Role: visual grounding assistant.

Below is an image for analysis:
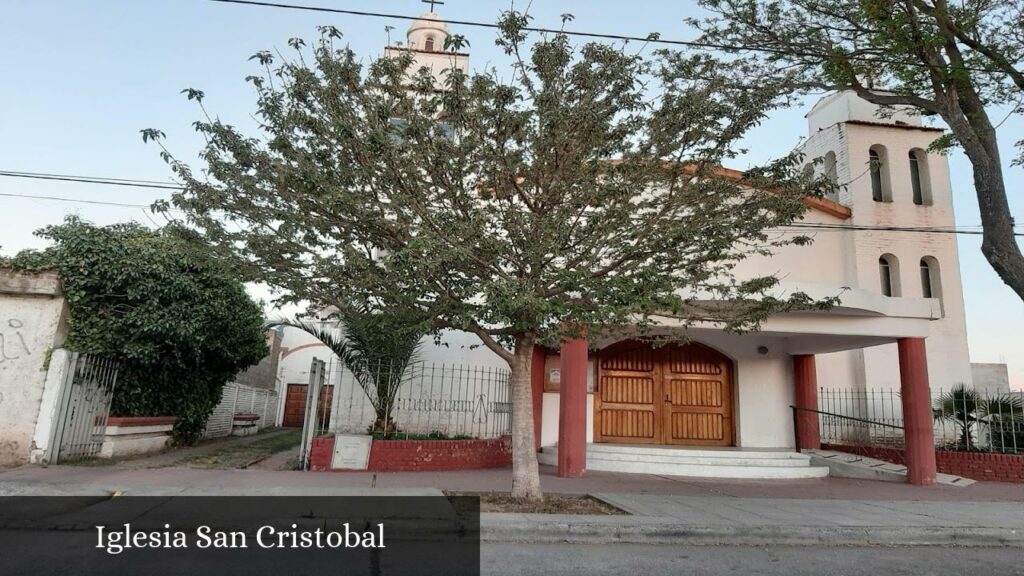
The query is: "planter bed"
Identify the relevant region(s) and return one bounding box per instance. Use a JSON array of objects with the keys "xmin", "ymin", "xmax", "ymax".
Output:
[{"xmin": 100, "ymin": 416, "xmax": 176, "ymax": 458}]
